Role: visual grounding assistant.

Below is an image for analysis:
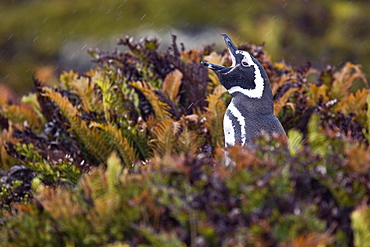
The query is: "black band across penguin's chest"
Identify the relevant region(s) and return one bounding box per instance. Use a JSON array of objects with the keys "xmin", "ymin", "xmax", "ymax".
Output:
[{"xmin": 223, "ymin": 101, "xmax": 285, "ymax": 146}]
